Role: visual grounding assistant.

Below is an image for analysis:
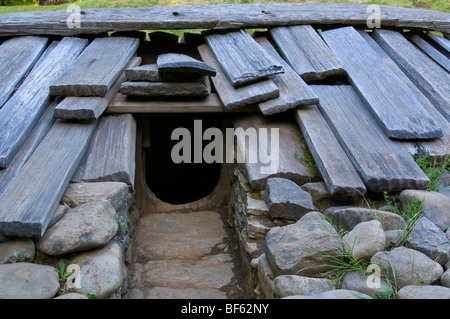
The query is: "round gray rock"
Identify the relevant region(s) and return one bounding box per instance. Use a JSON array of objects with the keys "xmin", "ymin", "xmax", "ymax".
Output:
[
  {"xmin": 0, "ymin": 263, "xmax": 59, "ymax": 299},
  {"xmin": 343, "ymin": 220, "xmax": 385, "ymax": 259},
  {"xmin": 273, "ymin": 275, "xmax": 335, "ymax": 298},
  {"xmin": 54, "ymin": 292, "xmax": 89, "ymax": 299},
  {"xmin": 341, "ymin": 271, "xmax": 391, "ymax": 296},
  {"xmin": 317, "ymin": 289, "xmax": 372, "ymax": 299},
  {"xmin": 398, "ymin": 285, "xmax": 450, "ymax": 299},
  {"xmin": 36, "ymin": 200, "xmax": 118, "ymax": 256},
  {"xmin": 441, "ymin": 269, "xmax": 450, "ymax": 288},
  {"xmin": 0, "ymin": 238, "xmax": 35, "ymax": 264}
]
